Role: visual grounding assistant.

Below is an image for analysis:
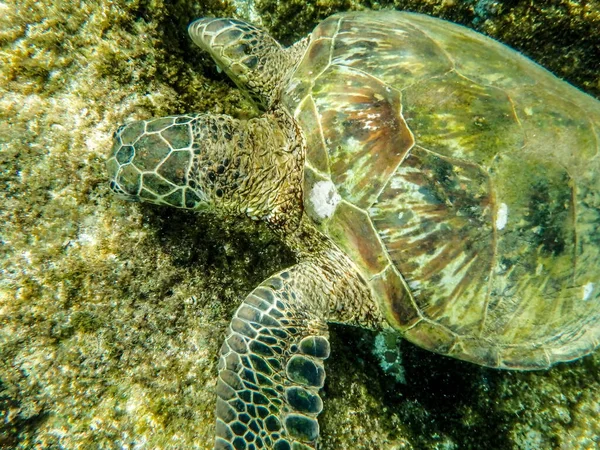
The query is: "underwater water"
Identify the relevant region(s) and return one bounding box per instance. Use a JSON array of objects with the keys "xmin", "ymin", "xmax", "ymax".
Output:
[{"xmin": 1, "ymin": 1, "xmax": 600, "ymax": 449}]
